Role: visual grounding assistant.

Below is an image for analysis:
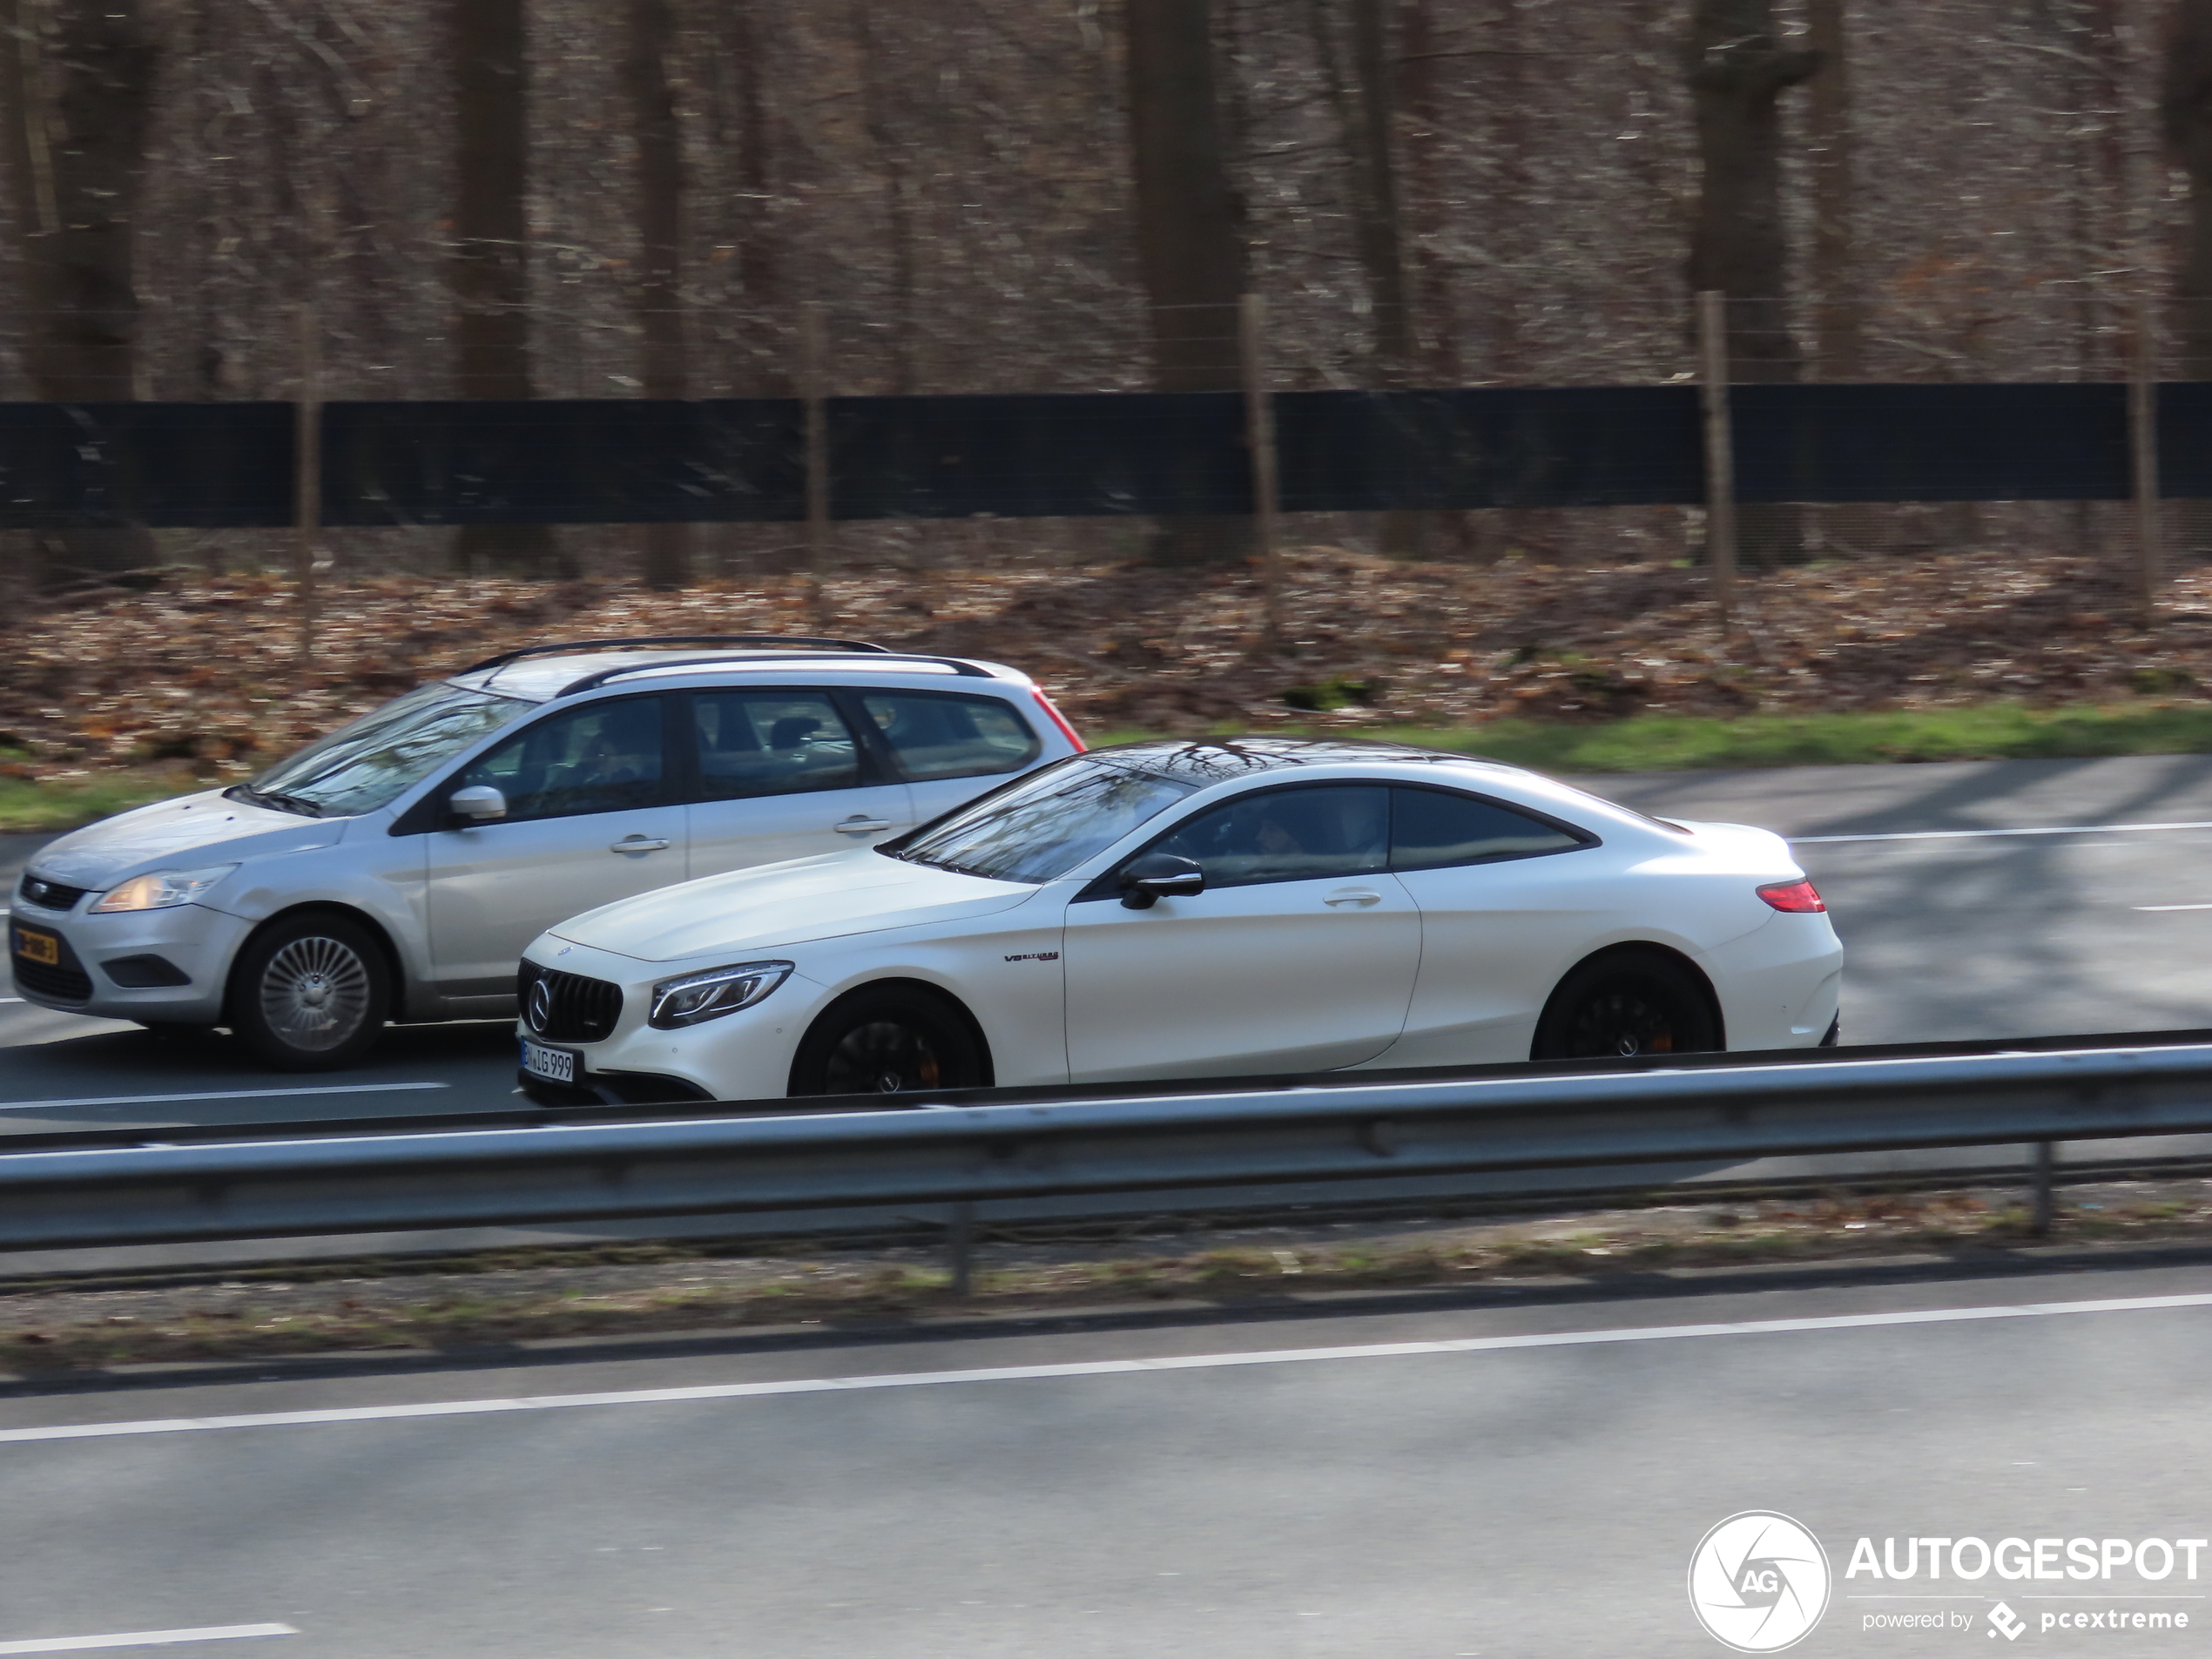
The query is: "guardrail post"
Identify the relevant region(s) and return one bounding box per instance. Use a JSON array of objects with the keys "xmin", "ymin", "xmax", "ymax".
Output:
[
  {"xmin": 947, "ymin": 1199, "xmax": 976, "ymax": 1296},
  {"xmin": 2030, "ymin": 1140, "xmax": 2055, "ymax": 1237}
]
